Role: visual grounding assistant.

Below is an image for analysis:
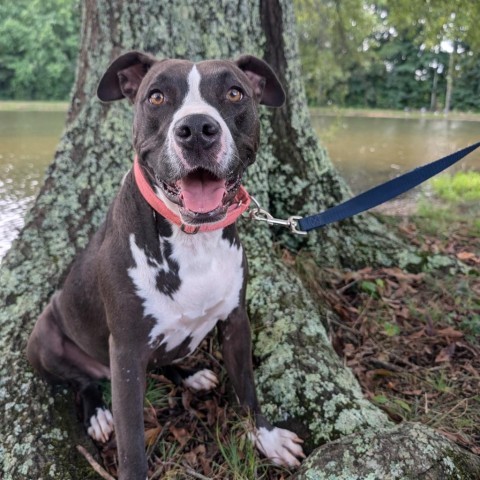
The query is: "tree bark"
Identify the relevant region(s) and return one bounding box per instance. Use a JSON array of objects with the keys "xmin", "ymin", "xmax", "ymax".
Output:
[
  {"xmin": 0, "ymin": 1, "xmax": 475, "ymax": 479},
  {"xmin": 292, "ymin": 423, "xmax": 480, "ymax": 480},
  {"xmin": 444, "ymin": 46, "xmax": 456, "ymax": 115}
]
